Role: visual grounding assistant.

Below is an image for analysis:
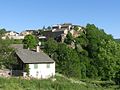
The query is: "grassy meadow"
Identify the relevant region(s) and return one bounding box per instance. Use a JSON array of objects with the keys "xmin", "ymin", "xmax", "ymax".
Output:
[{"xmin": 0, "ymin": 75, "xmax": 118, "ymax": 90}]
